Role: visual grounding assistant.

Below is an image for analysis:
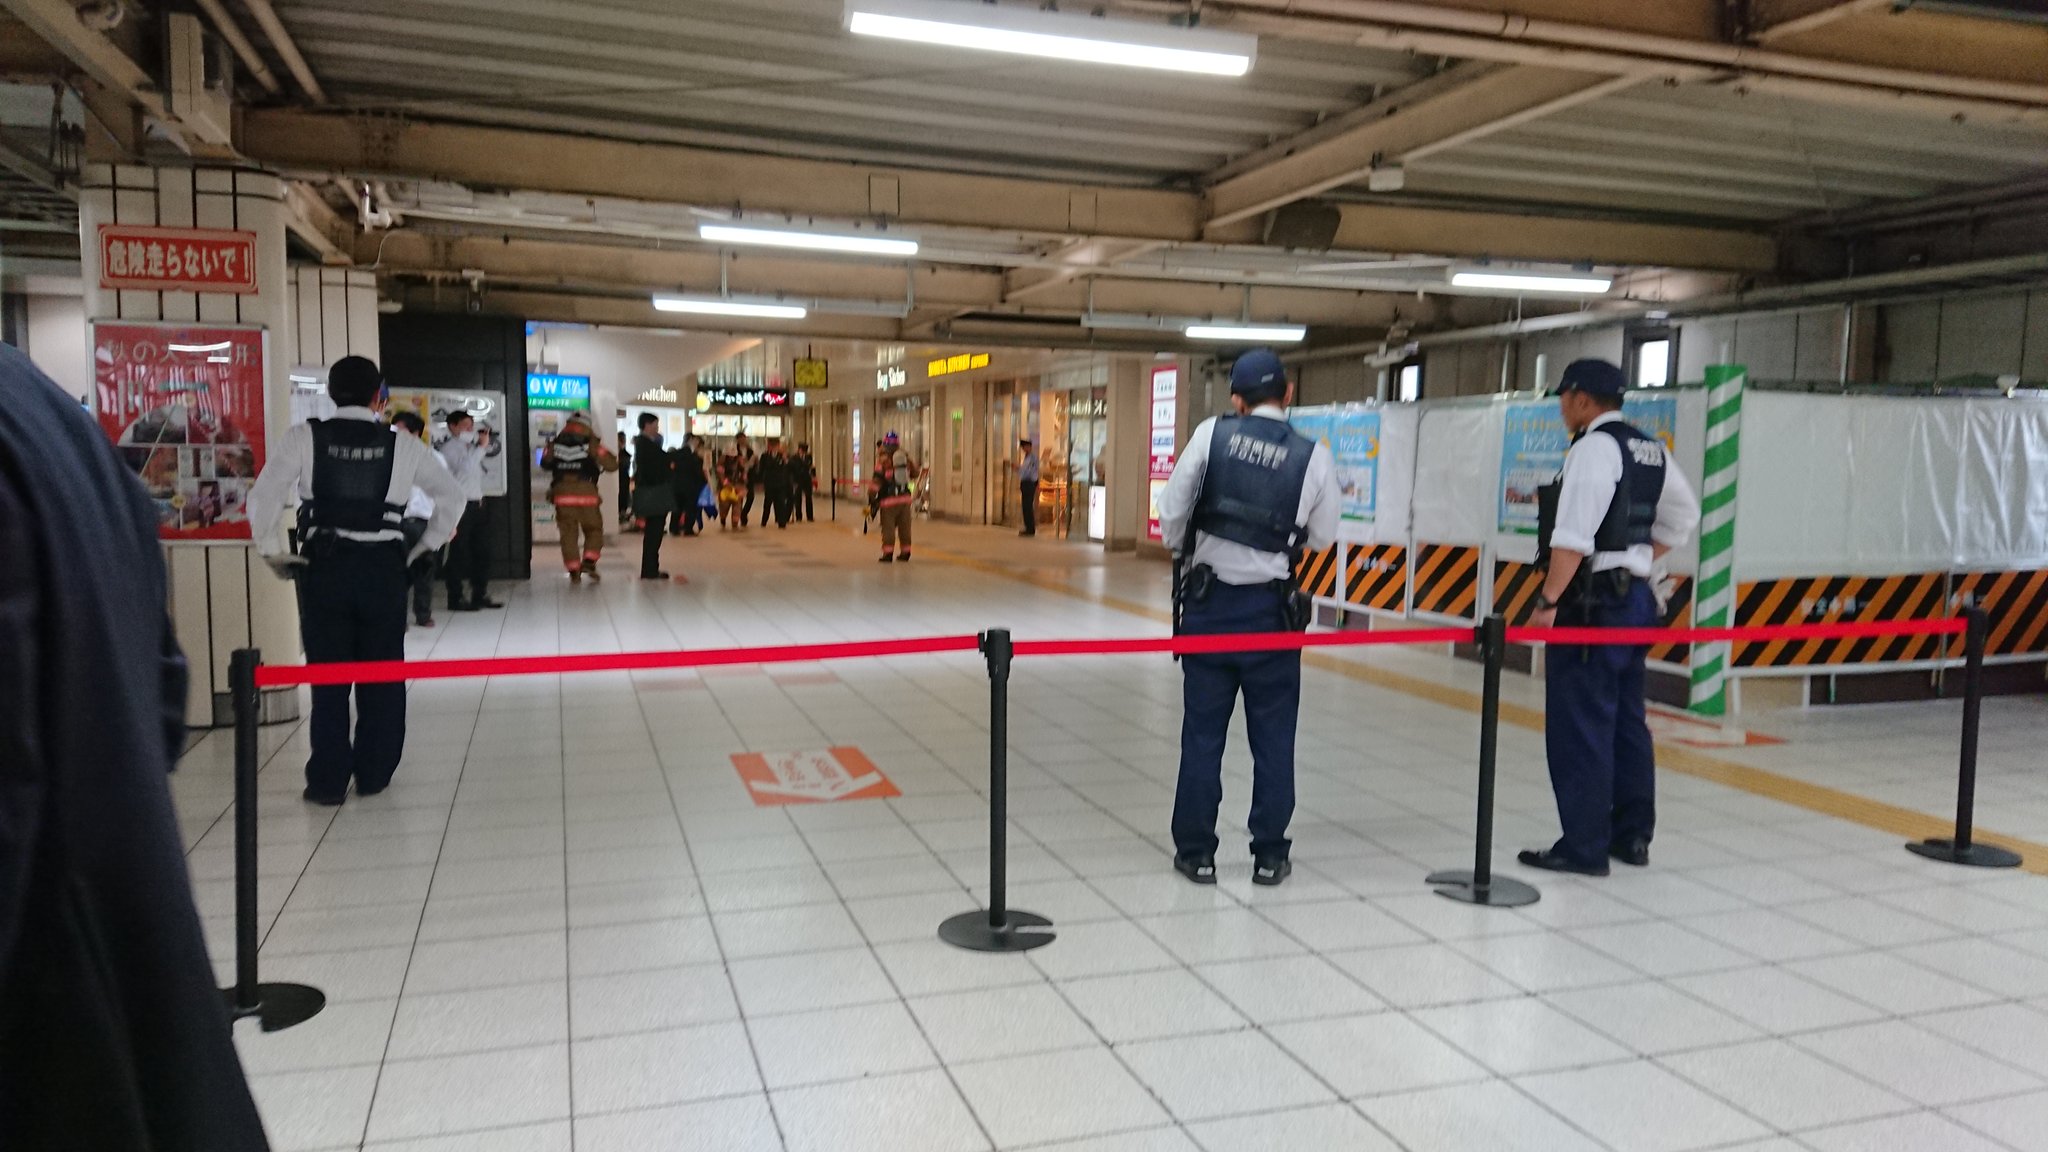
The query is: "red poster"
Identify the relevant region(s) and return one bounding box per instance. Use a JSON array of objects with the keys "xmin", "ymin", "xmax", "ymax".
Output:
[
  {"xmin": 98, "ymin": 224, "xmax": 260, "ymax": 293},
  {"xmin": 94, "ymin": 322, "xmax": 267, "ymax": 541}
]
